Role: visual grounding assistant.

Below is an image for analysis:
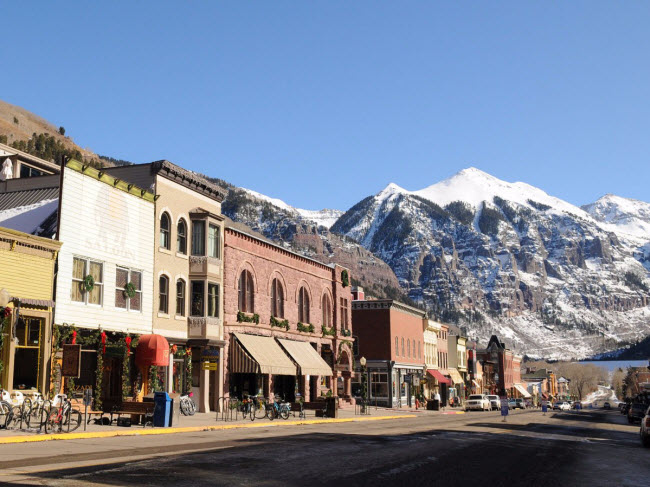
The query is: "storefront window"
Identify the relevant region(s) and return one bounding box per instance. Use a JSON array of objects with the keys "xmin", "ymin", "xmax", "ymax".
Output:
[{"xmin": 370, "ymin": 372, "xmax": 388, "ymax": 398}]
